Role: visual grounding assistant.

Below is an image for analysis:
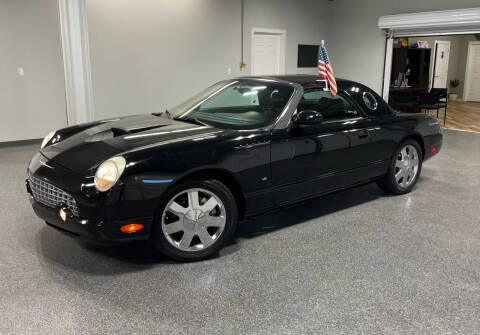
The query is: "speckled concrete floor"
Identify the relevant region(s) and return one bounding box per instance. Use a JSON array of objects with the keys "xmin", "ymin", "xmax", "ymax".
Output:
[{"xmin": 1, "ymin": 129, "xmax": 479, "ymax": 334}]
